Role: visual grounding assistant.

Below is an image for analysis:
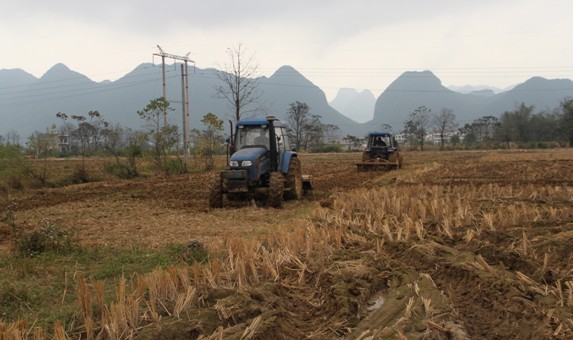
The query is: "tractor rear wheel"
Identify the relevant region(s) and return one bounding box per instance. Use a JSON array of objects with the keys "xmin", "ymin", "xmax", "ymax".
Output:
[
  {"xmin": 285, "ymin": 157, "xmax": 303, "ymax": 200},
  {"xmin": 208, "ymin": 178, "xmax": 223, "ymax": 208},
  {"xmin": 267, "ymin": 172, "xmax": 284, "ymax": 208}
]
